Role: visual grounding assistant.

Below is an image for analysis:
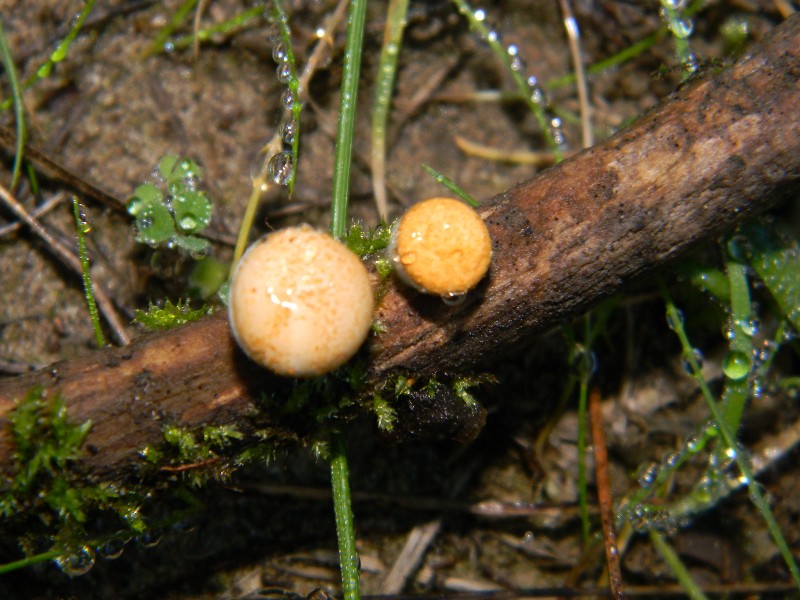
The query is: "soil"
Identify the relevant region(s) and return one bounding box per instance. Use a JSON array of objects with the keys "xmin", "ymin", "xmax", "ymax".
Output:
[{"xmin": 0, "ymin": 0, "xmax": 798, "ymax": 598}]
